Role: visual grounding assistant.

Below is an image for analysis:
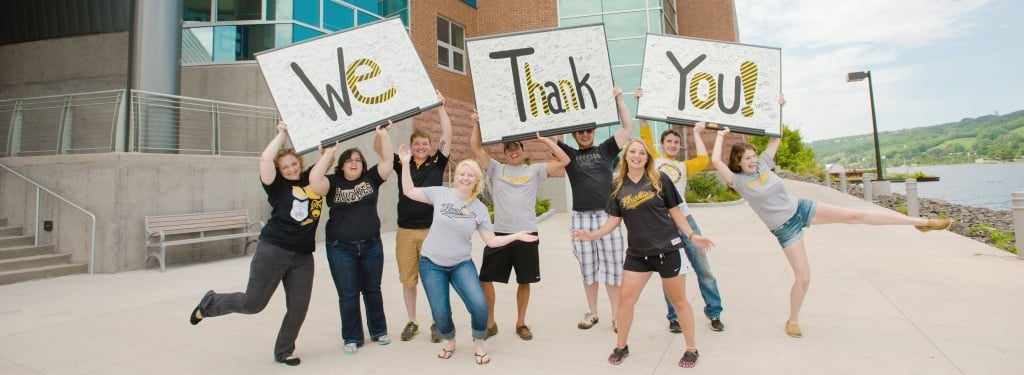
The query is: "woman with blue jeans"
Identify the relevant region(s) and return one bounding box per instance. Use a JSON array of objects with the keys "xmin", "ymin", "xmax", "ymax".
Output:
[
  {"xmin": 310, "ymin": 124, "xmax": 393, "ymax": 354},
  {"xmin": 397, "ymin": 145, "xmax": 538, "ymax": 365},
  {"xmin": 711, "ymin": 122, "xmax": 951, "ymax": 338}
]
